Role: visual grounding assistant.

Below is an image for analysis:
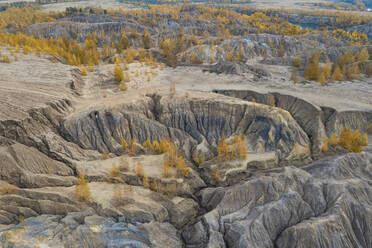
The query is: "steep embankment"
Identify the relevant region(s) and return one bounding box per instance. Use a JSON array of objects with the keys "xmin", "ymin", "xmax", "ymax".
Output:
[
  {"xmin": 1, "ymin": 152, "xmax": 371, "ymax": 247},
  {"xmin": 183, "ymin": 152, "xmax": 372, "ymax": 248},
  {"xmin": 62, "ymin": 95, "xmax": 311, "ymax": 161},
  {"xmin": 214, "ymin": 89, "xmax": 372, "ymax": 158},
  {"xmin": 0, "ymin": 53, "xmax": 371, "ymax": 247}
]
